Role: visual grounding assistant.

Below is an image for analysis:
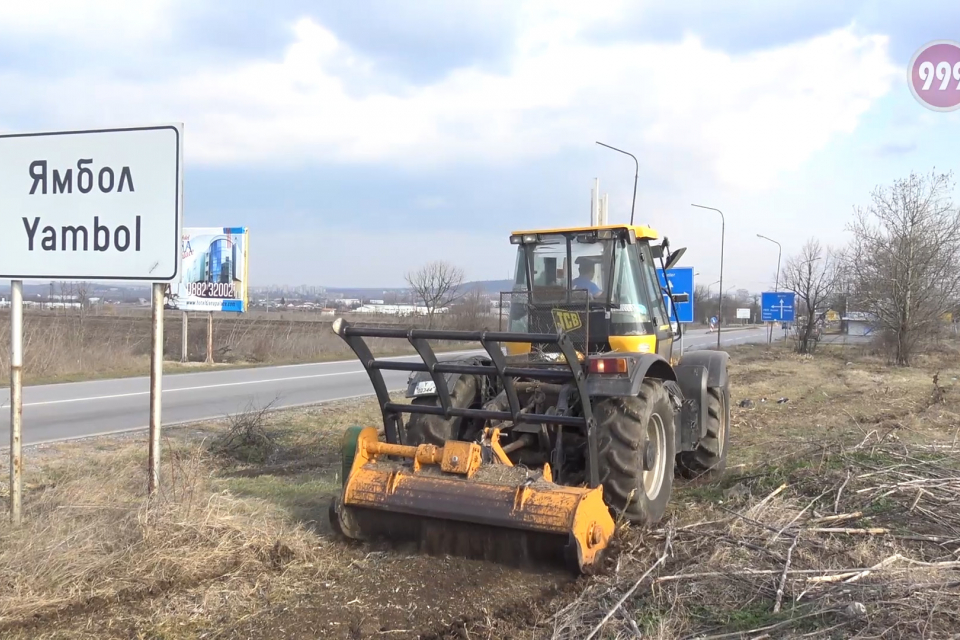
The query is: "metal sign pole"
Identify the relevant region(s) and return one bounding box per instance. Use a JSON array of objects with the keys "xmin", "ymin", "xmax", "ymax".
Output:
[
  {"xmin": 148, "ymin": 282, "xmax": 163, "ymax": 495},
  {"xmin": 9, "ymin": 279, "xmax": 23, "ymax": 525}
]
